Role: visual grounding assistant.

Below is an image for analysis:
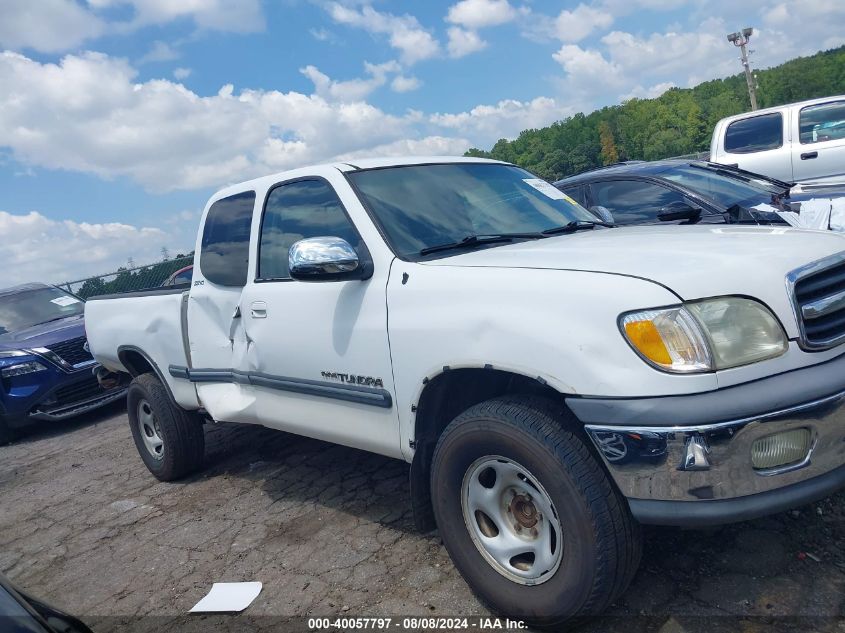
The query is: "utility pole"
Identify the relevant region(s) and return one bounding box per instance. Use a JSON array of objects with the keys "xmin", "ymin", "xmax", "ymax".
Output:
[{"xmin": 727, "ymin": 27, "xmax": 758, "ymax": 110}]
